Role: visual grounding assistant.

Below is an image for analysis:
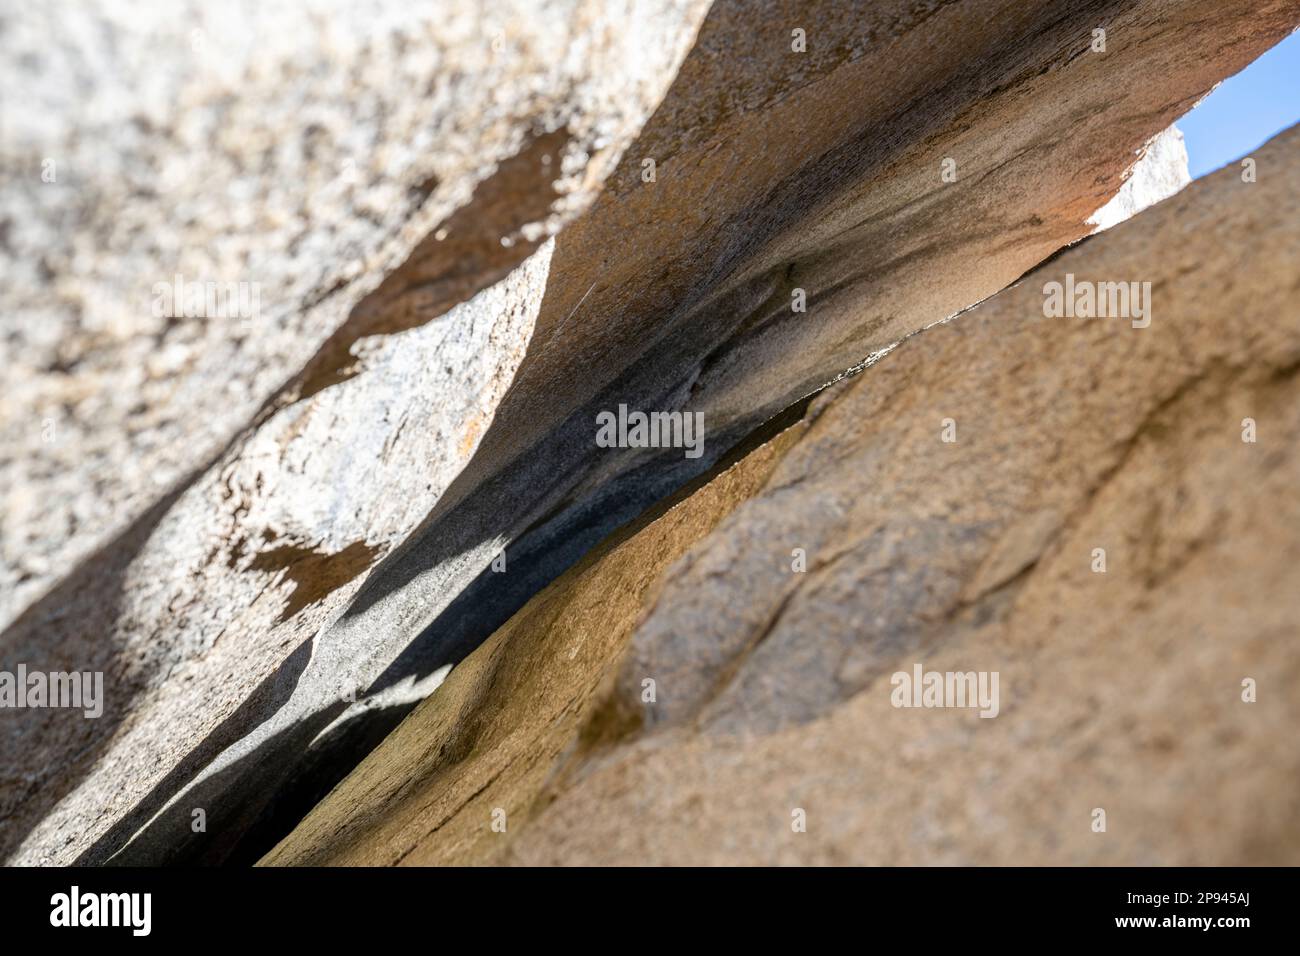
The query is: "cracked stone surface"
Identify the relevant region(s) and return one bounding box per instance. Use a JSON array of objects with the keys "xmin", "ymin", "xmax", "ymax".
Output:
[
  {"xmin": 268, "ymin": 122, "xmax": 1300, "ymax": 867},
  {"xmin": 5, "ymin": 0, "xmax": 1299, "ymax": 868}
]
